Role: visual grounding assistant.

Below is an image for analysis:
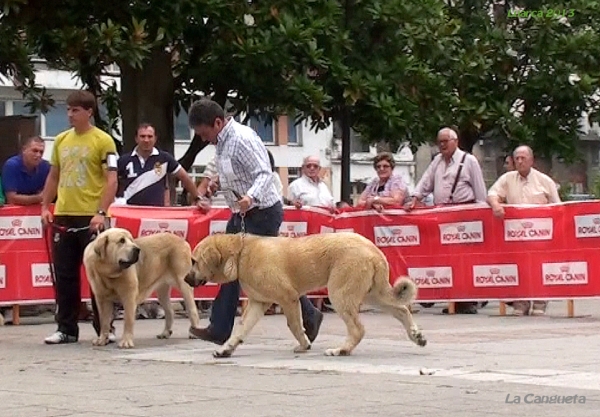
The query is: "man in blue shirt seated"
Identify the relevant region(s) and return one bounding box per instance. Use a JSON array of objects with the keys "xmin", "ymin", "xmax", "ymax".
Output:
[{"xmin": 1, "ymin": 136, "xmax": 50, "ymax": 206}]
